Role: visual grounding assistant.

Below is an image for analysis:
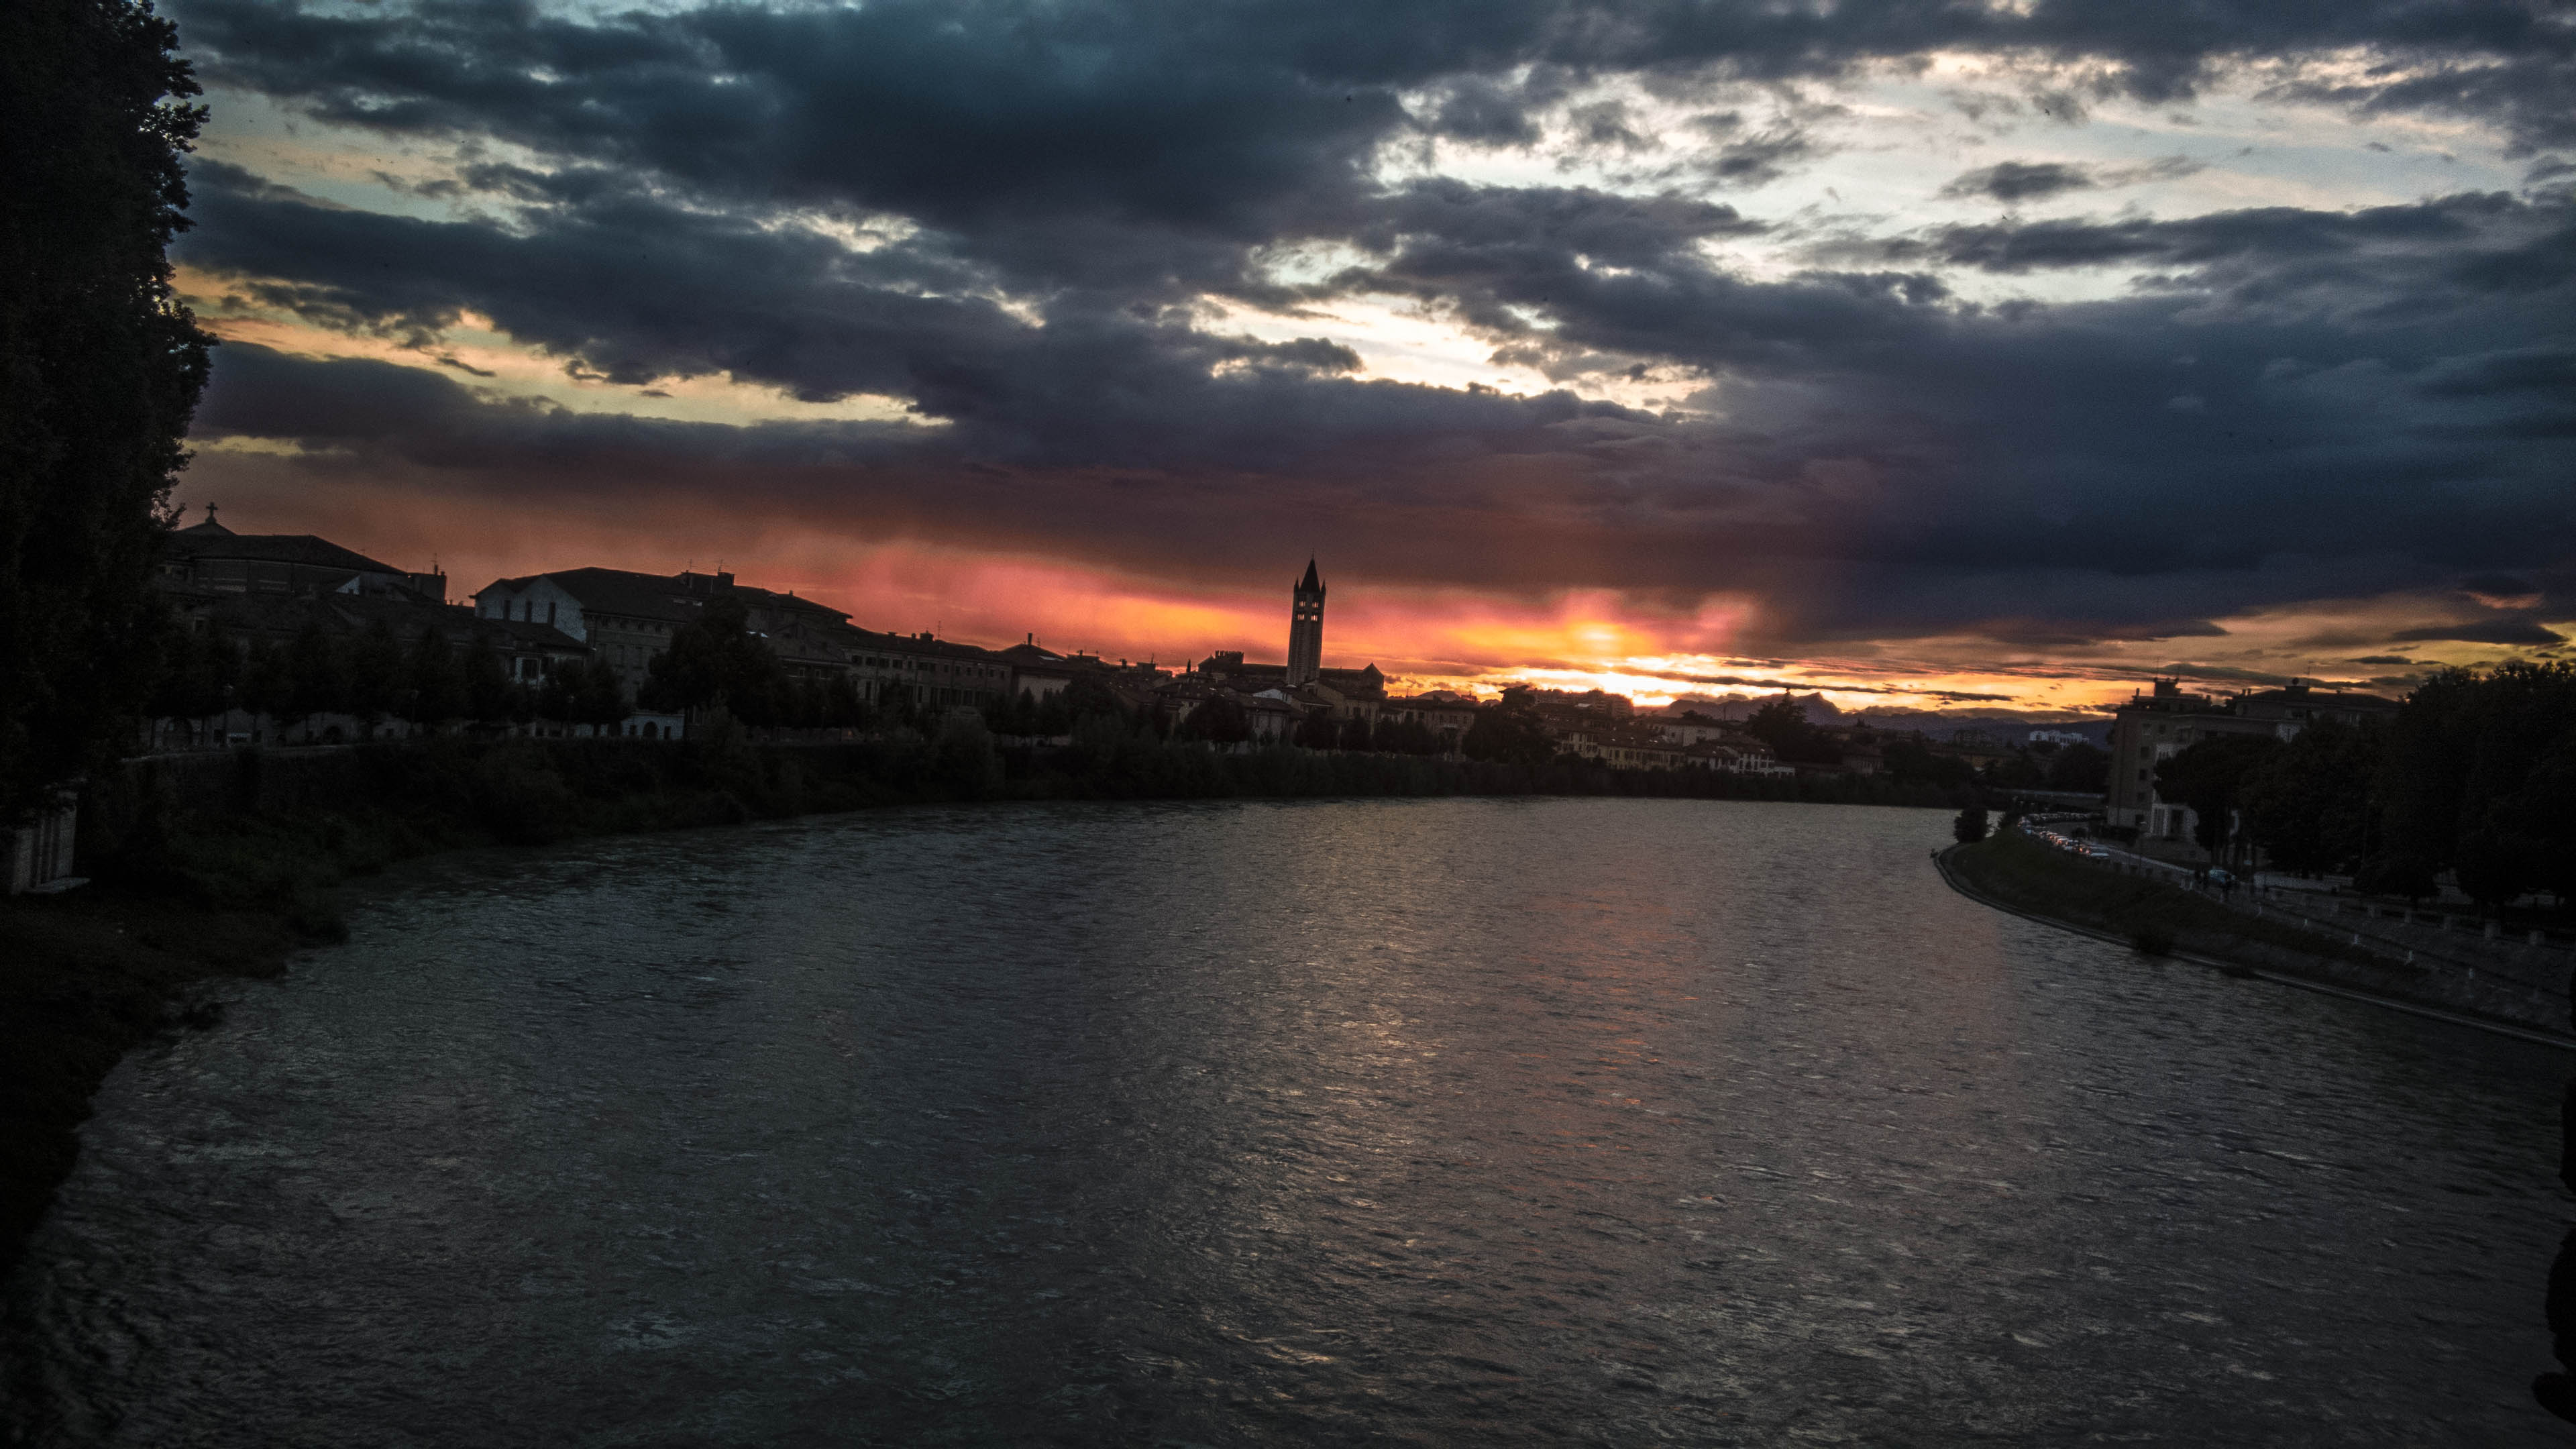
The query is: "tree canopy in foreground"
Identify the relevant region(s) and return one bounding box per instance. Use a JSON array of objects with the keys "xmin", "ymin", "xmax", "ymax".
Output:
[{"xmin": 0, "ymin": 0, "xmax": 211, "ymax": 818}]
